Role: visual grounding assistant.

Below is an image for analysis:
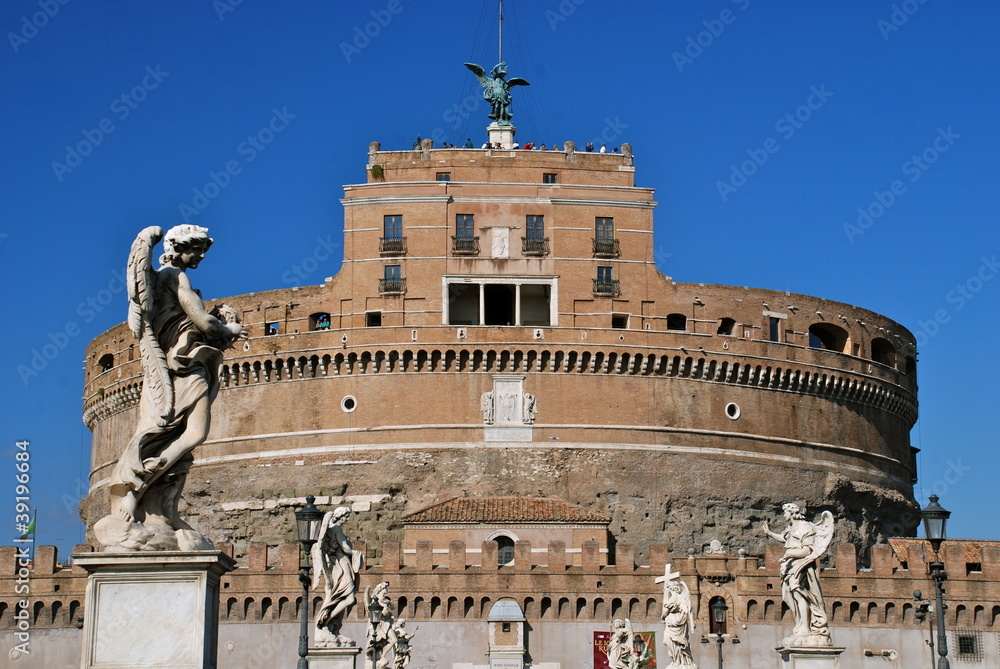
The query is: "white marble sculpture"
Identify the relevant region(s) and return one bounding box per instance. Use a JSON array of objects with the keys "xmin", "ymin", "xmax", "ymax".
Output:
[
  {"xmin": 94, "ymin": 225, "xmax": 243, "ymax": 551},
  {"xmin": 481, "ymin": 391, "xmax": 495, "ymax": 424},
  {"xmin": 522, "ymin": 392, "xmax": 537, "ymax": 424},
  {"xmin": 365, "ymin": 581, "xmax": 399, "ymax": 669},
  {"xmin": 656, "ymin": 564, "xmax": 697, "ymax": 668},
  {"xmin": 762, "ymin": 503, "xmax": 835, "ymax": 647},
  {"xmin": 312, "ymin": 507, "xmax": 365, "ymax": 646},
  {"xmin": 391, "ymin": 618, "xmax": 413, "ymax": 669},
  {"xmin": 606, "ymin": 618, "xmax": 637, "ymax": 669}
]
